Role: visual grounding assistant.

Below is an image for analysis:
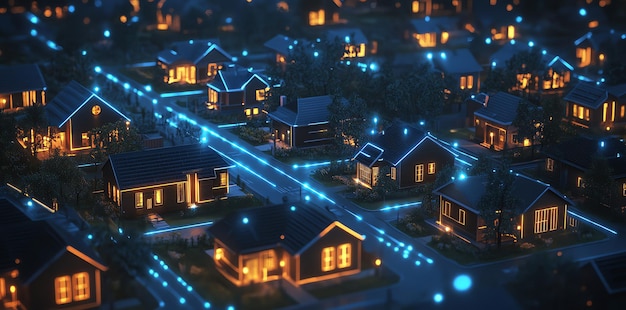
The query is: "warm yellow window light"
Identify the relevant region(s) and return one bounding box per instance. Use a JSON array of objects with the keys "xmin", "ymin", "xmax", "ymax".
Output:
[
  {"xmin": 73, "ymin": 272, "xmax": 90, "ymax": 301},
  {"xmin": 55, "ymin": 276, "xmax": 71, "ymax": 304}
]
